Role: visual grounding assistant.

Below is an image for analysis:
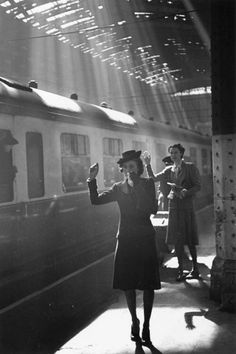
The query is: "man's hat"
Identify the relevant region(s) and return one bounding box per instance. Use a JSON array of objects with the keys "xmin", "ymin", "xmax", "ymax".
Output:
[
  {"xmin": 117, "ymin": 150, "xmax": 141, "ymax": 165},
  {"xmin": 0, "ymin": 131, "xmax": 18, "ymax": 145},
  {"xmin": 162, "ymin": 156, "xmax": 173, "ymax": 164}
]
